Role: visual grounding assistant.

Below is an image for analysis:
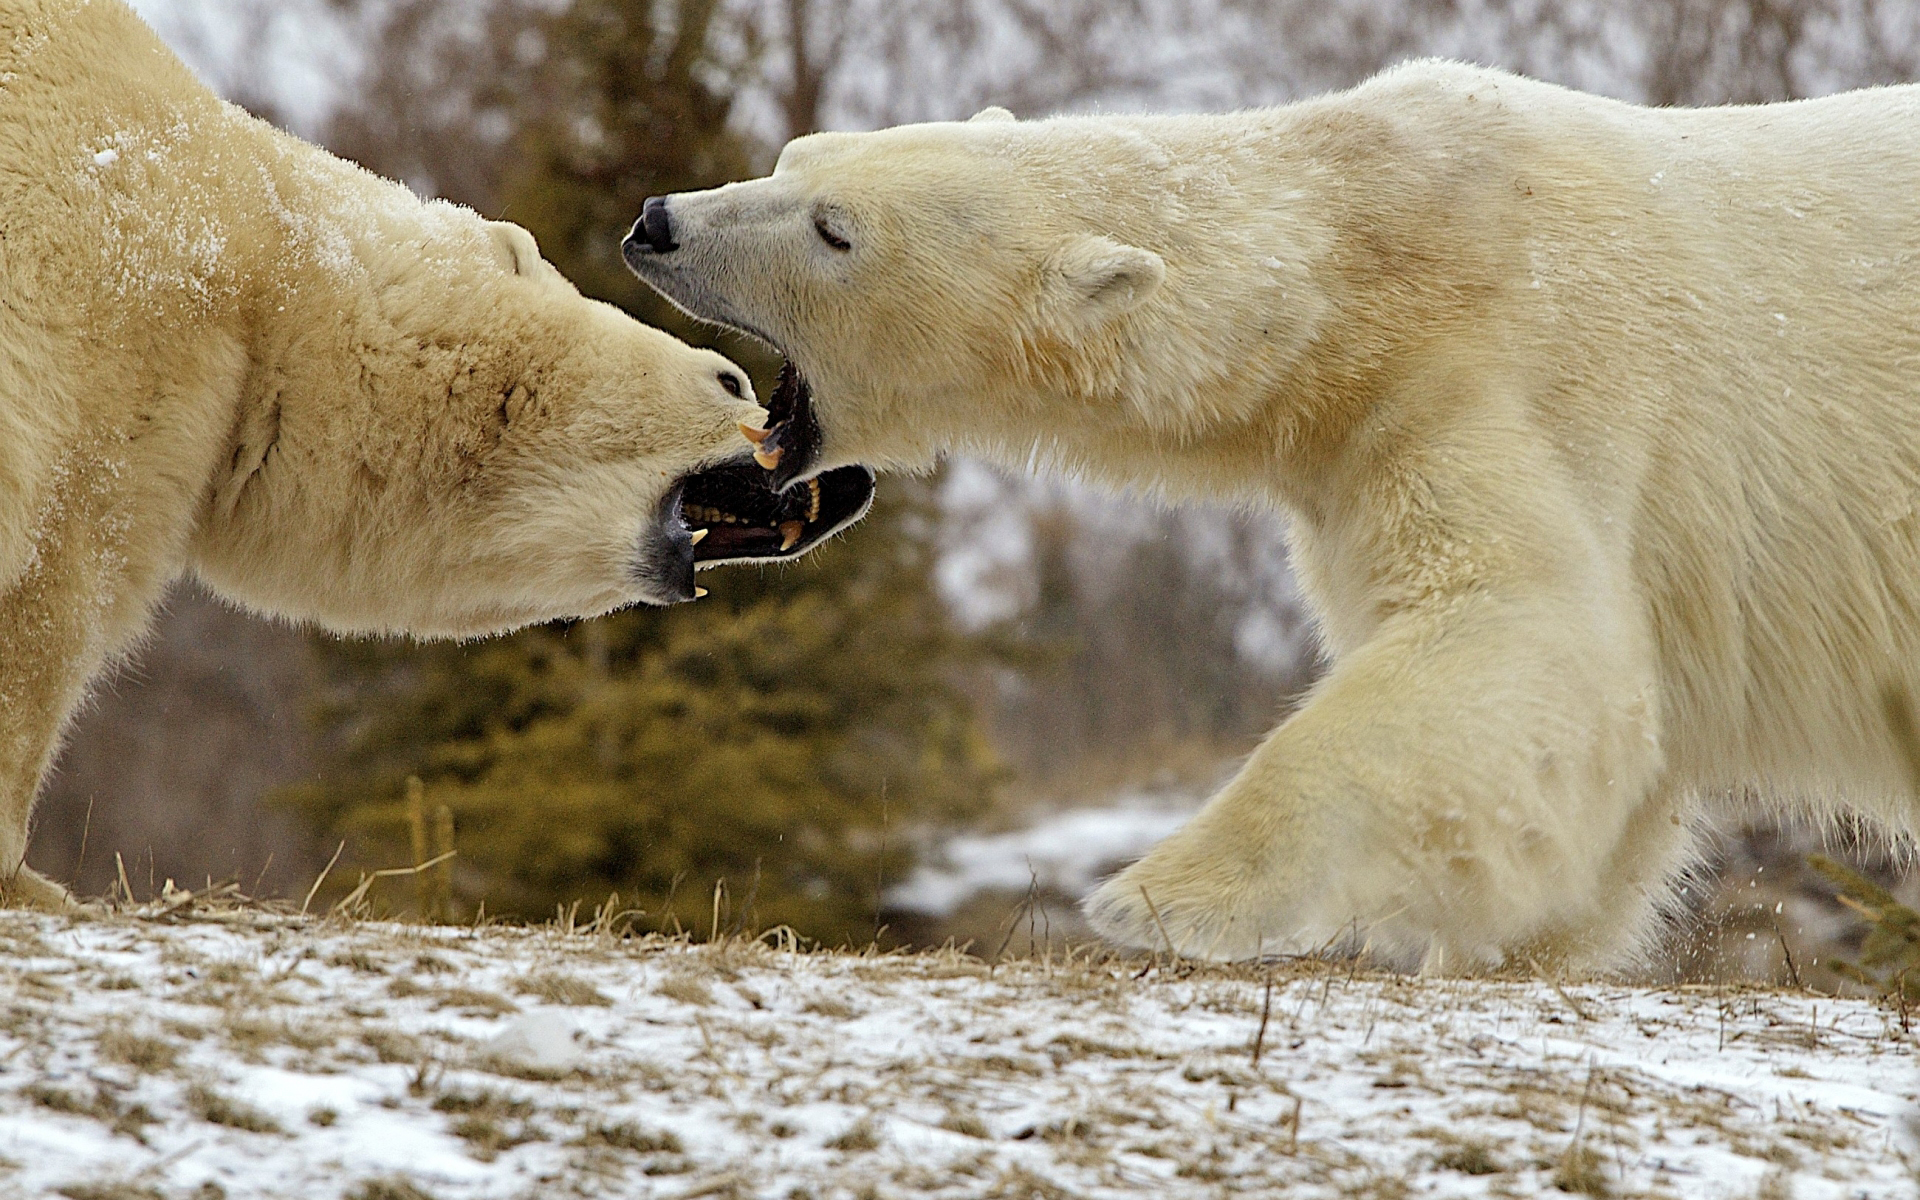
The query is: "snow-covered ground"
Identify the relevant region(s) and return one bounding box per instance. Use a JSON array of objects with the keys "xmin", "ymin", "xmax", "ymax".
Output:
[
  {"xmin": 1, "ymin": 908, "xmax": 1915, "ymax": 1199},
  {"xmin": 886, "ymin": 793, "xmax": 1200, "ymax": 917}
]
